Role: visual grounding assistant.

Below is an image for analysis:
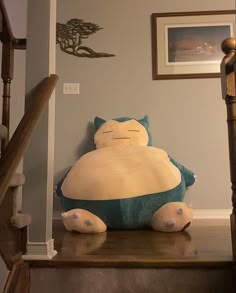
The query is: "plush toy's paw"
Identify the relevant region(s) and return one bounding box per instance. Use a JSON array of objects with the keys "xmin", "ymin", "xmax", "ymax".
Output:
[
  {"xmin": 61, "ymin": 209, "xmax": 107, "ymax": 233},
  {"xmin": 151, "ymin": 202, "xmax": 193, "ymax": 232}
]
